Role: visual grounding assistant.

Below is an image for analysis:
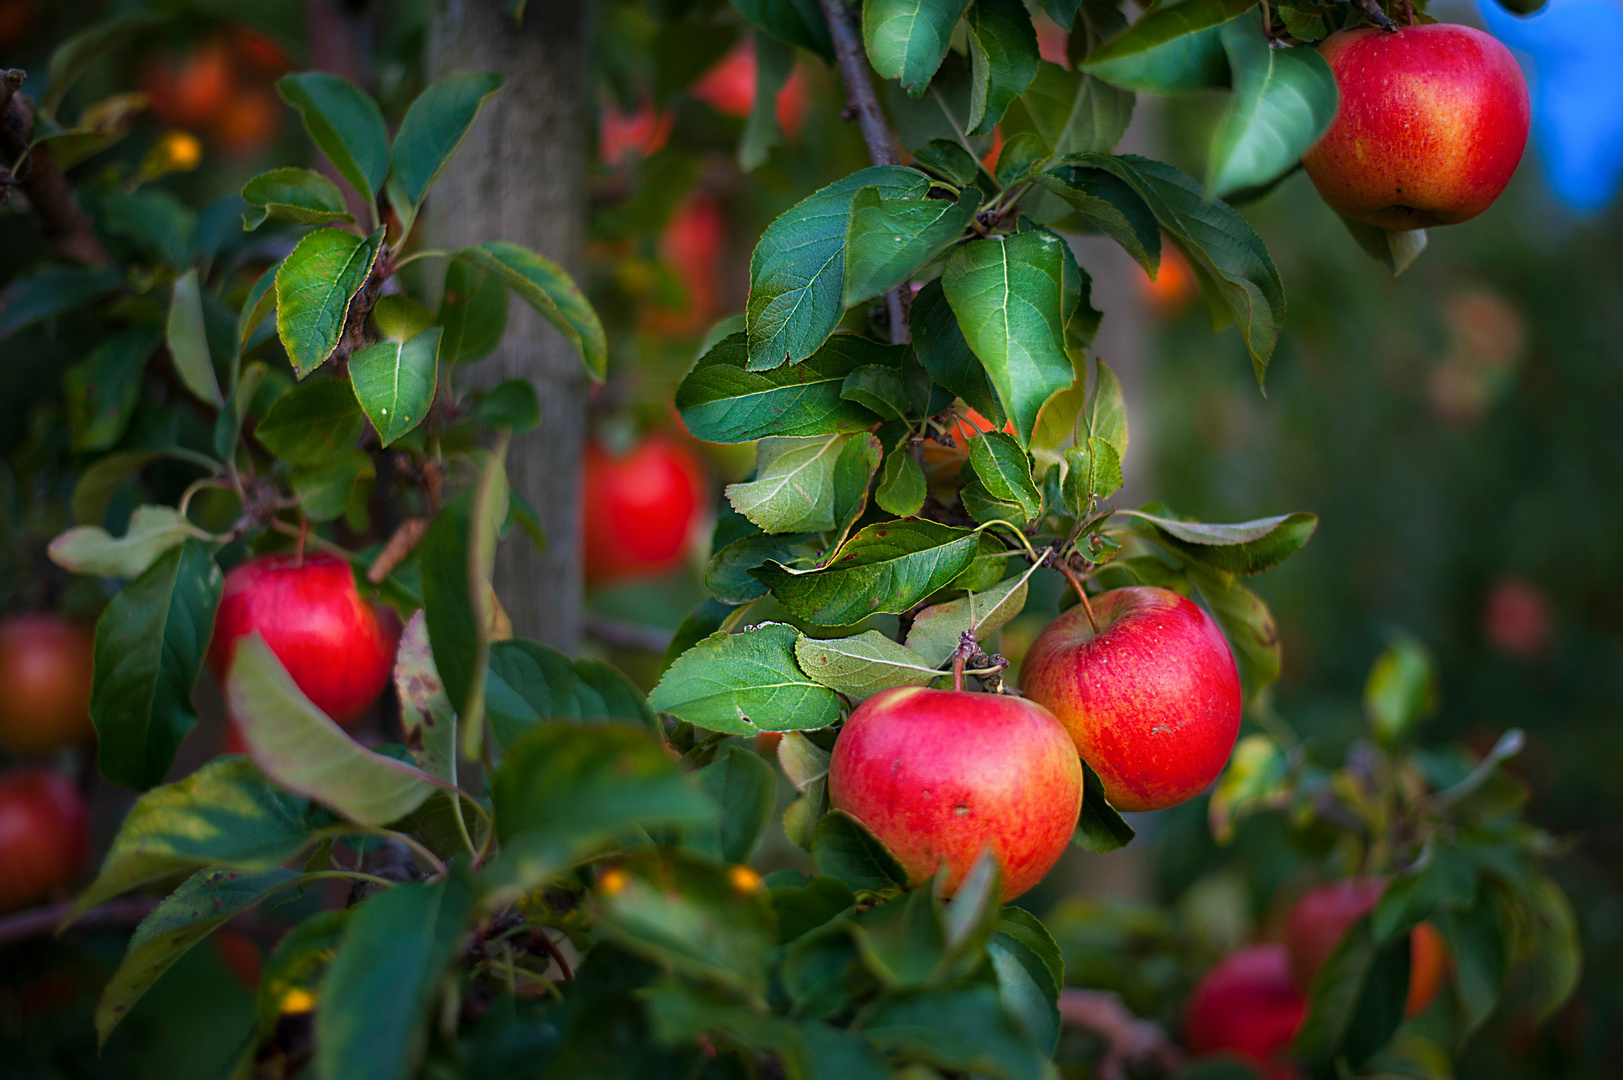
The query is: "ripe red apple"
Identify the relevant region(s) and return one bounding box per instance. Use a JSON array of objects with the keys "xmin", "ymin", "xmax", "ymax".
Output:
[
  {"xmin": 1019, "ymin": 586, "xmax": 1242, "ymax": 812},
  {"xmin": 208, "ymin": 553, "xmax": 397, "ymax": 725},
  {"xmin": 1184, "ymin": 944, "xmax": 1306, "ymax": 1080},
  {"xmin": 0, "ymin": 613, "xmax": 96, "ymax": 754},
  {"xmin": 1303, "ymin": 24, "xmax": 1529, "ymax": 231},
  {"xmin": 1283, "ymin": 878, "xmax": 1448, "ymax": 1018},
  {"xmin": 141, "ymin": 40, "xmax": 237, "ymax": 129},
  {"xmin": 827, "ymin": 686, "xmax": 1083, "ymax": 899},
  {"xmin": 582, "ymin": 436, "xmax": 705, "ymax": 584},
  {"xmin": 0, "ymin": 768, "xmax": 89, "ymax": 914}
]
